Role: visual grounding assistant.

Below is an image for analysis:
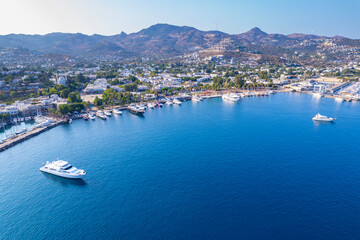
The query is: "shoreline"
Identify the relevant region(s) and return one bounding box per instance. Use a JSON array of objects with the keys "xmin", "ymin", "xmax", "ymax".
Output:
[{"xmin": 0, "ymin": 89, "xmax": 354, "ymax": 153}]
